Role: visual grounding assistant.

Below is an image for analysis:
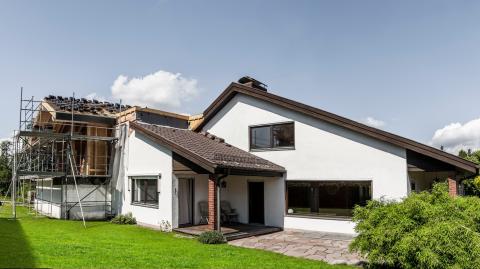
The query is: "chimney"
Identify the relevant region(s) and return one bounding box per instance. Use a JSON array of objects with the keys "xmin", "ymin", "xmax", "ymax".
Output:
[{"xmin": 238, "ymin": 76, "xmax": 268, "ymax": 92}]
